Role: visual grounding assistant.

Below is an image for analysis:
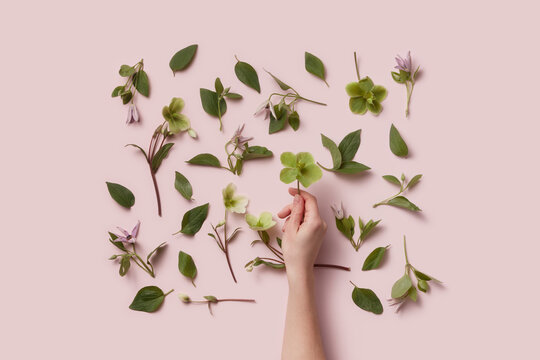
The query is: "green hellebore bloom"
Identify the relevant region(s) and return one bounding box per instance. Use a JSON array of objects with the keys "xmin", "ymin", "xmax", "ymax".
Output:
[
  {"xmin": 245, "ymin": 211, "xmax": 276, "ymax": 231},
  {"xmin": 345, "ymin": 76, "xmax": 387, "ymax": 115},
  {"xmin": 279, "ymin": 152, "xmax": 323, "ymax": 188},
  {"xmin": 222, "ymin": 183, "xmax": 249, "ymax": 214},
  {"xmin": 162, "ymin": 97, "xmax": 192, "ymax": 134}
]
